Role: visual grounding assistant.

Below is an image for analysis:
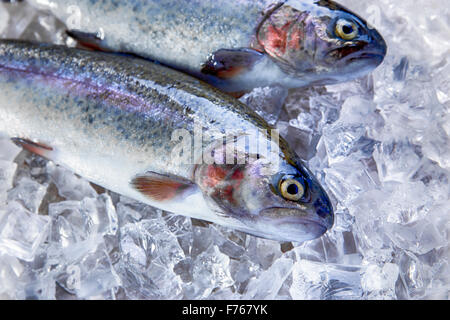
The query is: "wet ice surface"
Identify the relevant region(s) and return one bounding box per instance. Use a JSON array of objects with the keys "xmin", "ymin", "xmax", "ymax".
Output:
[{"xmin": 0, "ymin": 0, "xmax": 449, "ymax": 299}]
